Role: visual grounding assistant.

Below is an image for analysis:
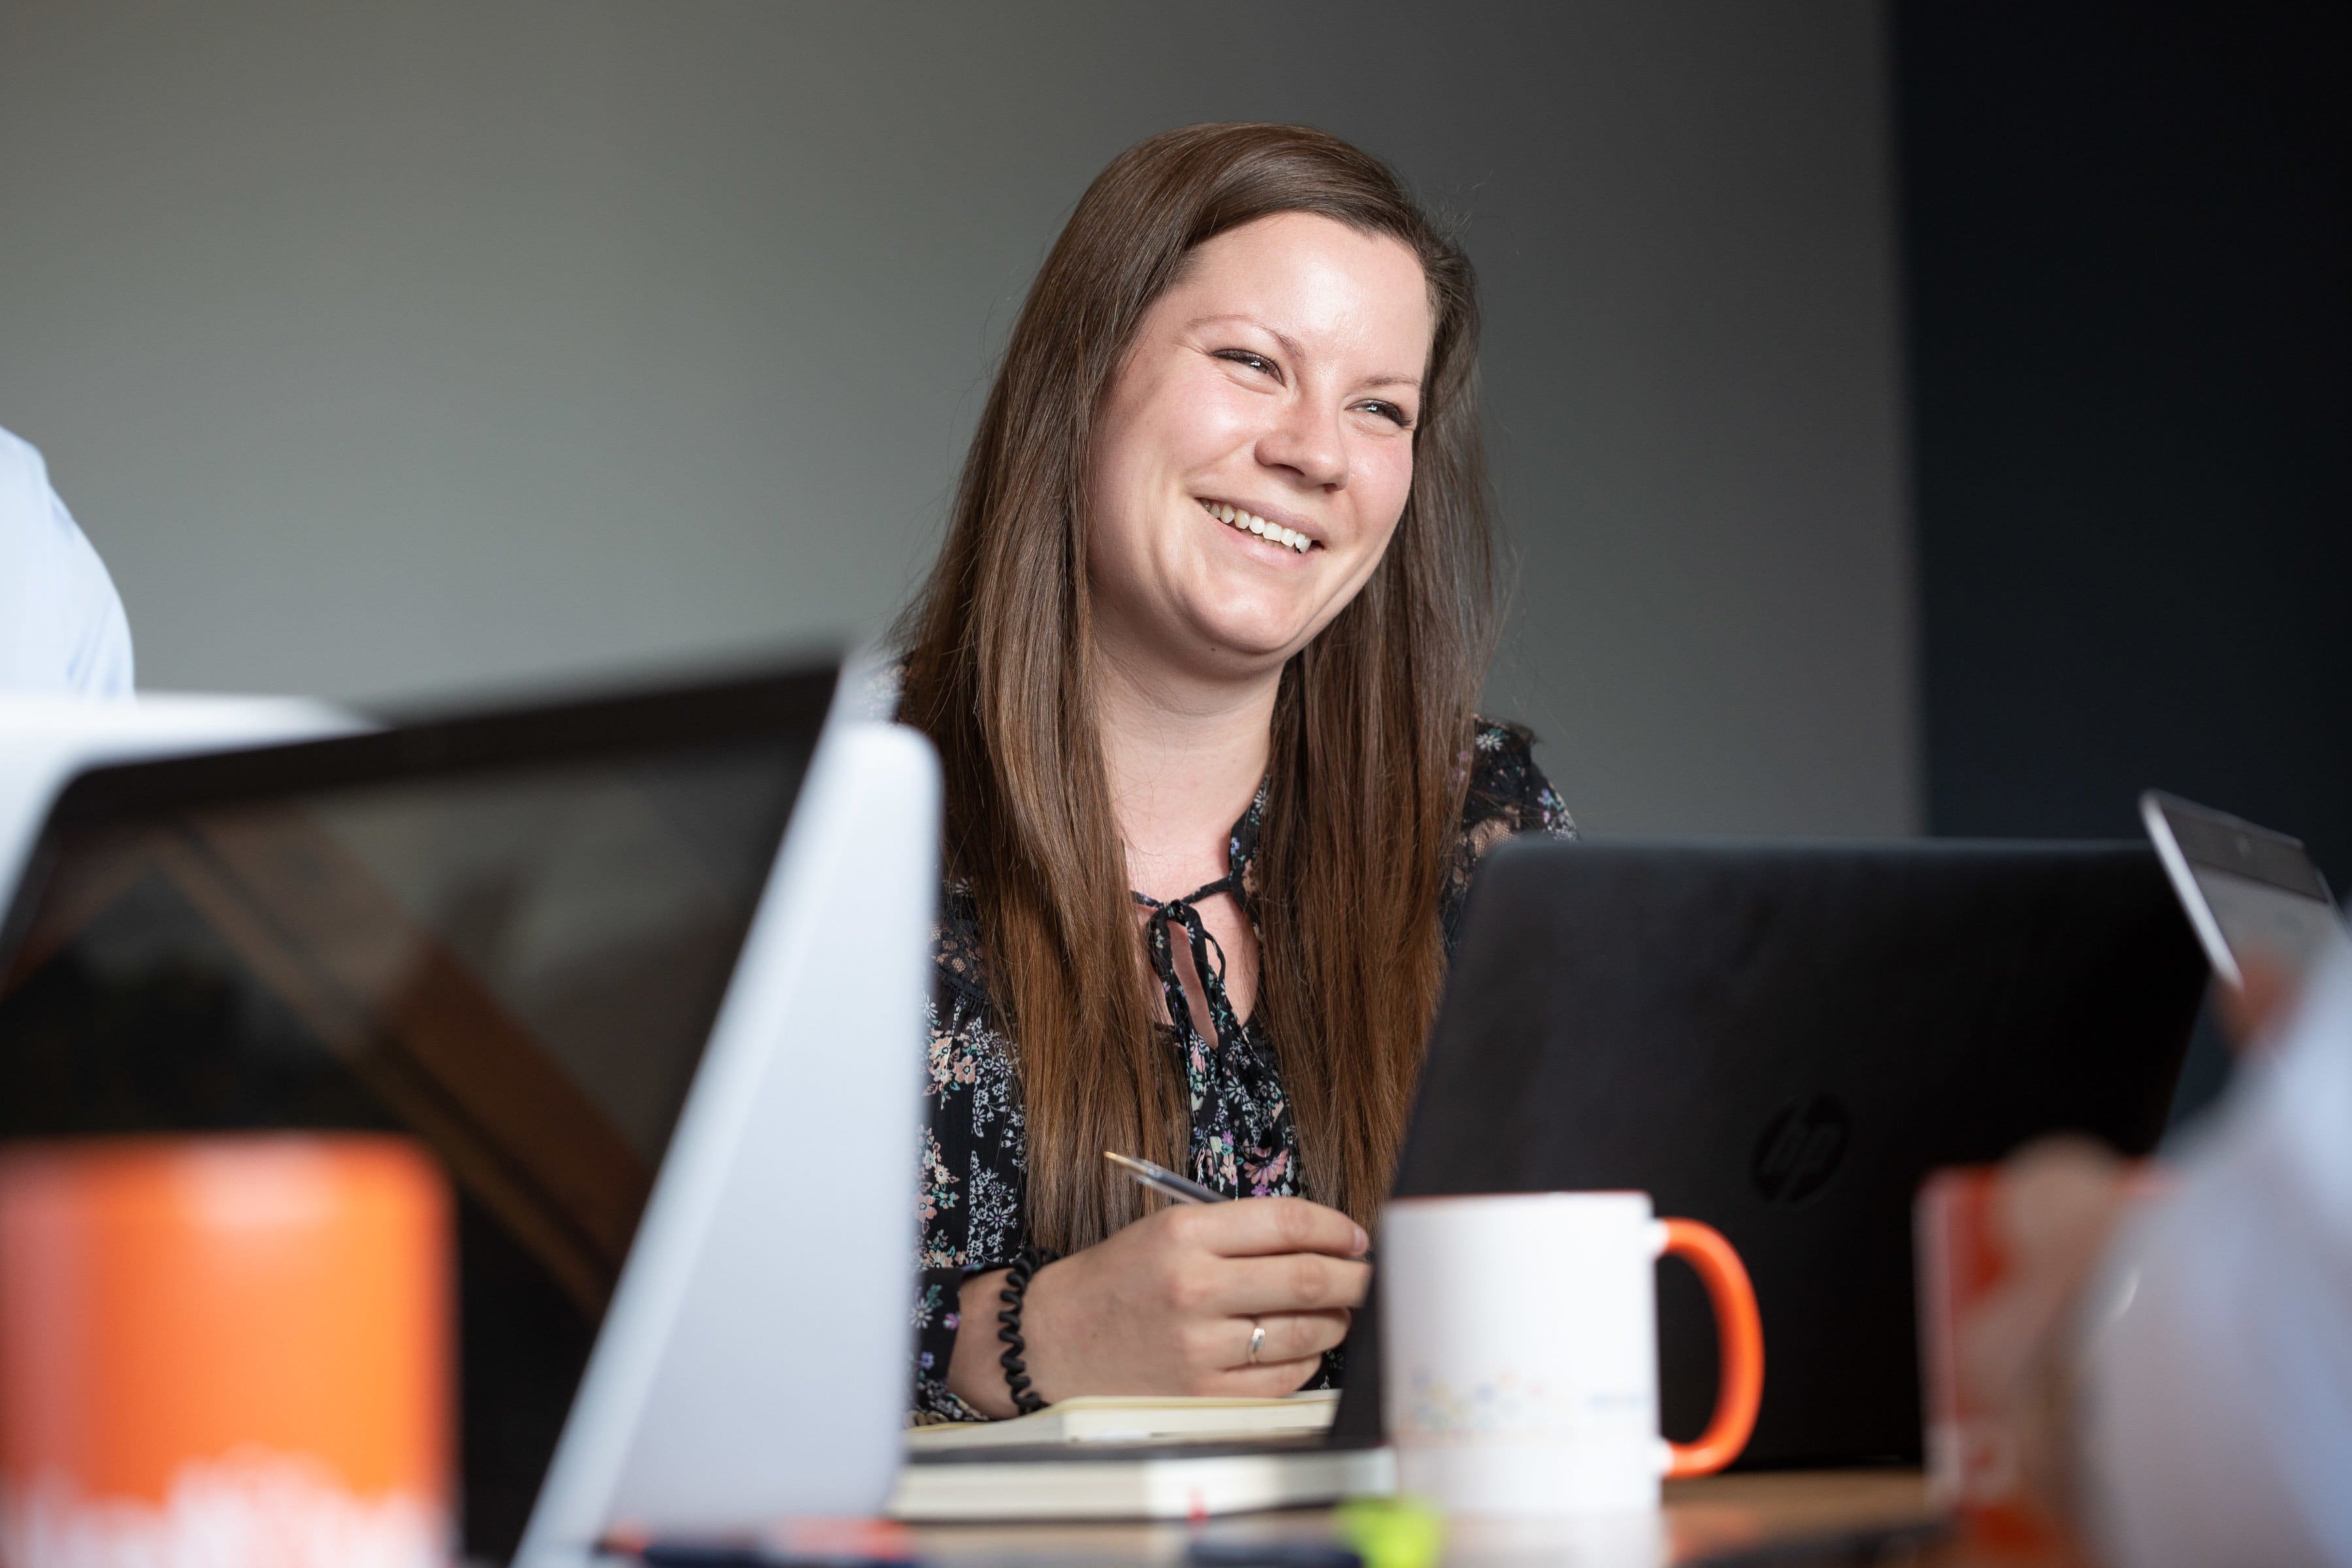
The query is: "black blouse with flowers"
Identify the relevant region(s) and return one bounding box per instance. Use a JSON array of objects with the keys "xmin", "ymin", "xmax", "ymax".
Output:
[{"xmin": 910, "ymin": 720, "xmax": 1575, "ymax": 1421}]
